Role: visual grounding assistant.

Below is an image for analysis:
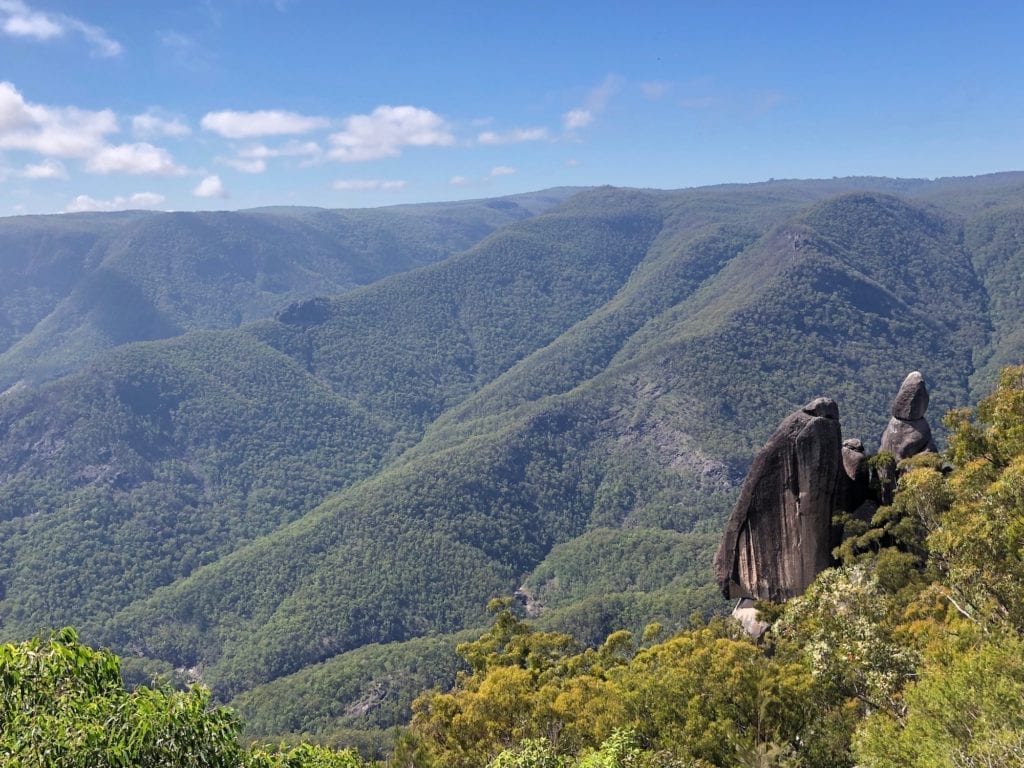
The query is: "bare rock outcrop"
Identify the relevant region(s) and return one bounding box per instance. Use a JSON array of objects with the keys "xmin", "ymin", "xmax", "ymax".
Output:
[
  {"xmin": 880, "ymin": 371, "xmax": 938, "ymax": 459},
  {"xmin": 714, "ymin": 397, "xmax": 843, "ymax": 603},
  {"xmin": 837, "ymin": 437, "xmax": 870, "ymax": 513}
]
